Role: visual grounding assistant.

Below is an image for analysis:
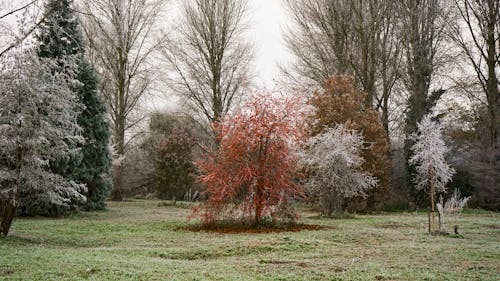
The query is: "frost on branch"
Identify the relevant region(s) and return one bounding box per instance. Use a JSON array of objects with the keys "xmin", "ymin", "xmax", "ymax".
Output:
[
  {"xmin": 192, "ymin": 93, "xmax": 304, "ymax": 226},
  {"xmin": 299, "ymin": 125, "xmax": 378, "ymax": 216},
  {"xmin": 409, "ymin": 115, "xmax": 456, "ymax": 234},
  {"xmin": 436, "ymin": 189, "xmax": 470, "ymax": 234},
  {"xmin": 409, "ymin": 115, "xmax": 455, "ymax": 194},
  {"xmin": 0, "ymin": 47, "xmax": 85, "ymax": 234}
]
